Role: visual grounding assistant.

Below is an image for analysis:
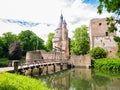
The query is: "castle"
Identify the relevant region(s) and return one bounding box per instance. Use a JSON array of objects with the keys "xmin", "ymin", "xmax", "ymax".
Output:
[
  {"xmin": 89, "ymin": 18, "xmax": 118, "ymax": 57},
  {"xmin": 52, "ymin": 14, "xmax": 70, "ymax": 57}
]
